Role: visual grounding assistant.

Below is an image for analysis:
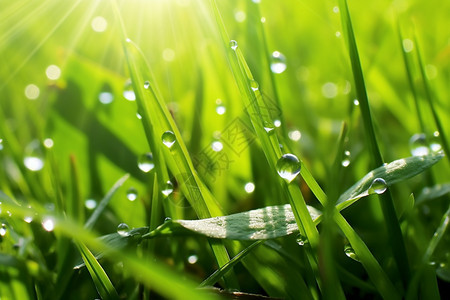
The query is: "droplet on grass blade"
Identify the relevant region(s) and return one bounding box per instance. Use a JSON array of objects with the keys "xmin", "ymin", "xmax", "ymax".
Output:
[
  {"xmin": 244, "ymin": 182, "xmax": 255, "ymax": 193},
  {"xmin": 138, "ymin": 153, "xmax": 154, "ymax": 173},
  {"xmin": 85, "ymin": 199, "xmax": 97, "ymax": 210},
  {"xmin": 42, "ymin": 217, "xmax": 55, "ymax": 232},
  {"xmin": 23, "ymin": 140, "xmax": 44, "ymax": 171},
  {"xmin": 126, "ymin": 187, "xmax": 138, "ymax": 201},
  {"xmin": 344, "ymin": 244, "xmax": 360, "ymax": 262},
  {"xmin": 250, "ymin": 80, "xmax": 259, "ymax": 91},
  {"xmin": 263, "ymin": 121, "xmax": 275, "ymax": 134},
  {"xmin": 230, "ymin": 40, "xmax": 238, "ymax": 50},
  {"xmin": 117, "ymin": 223, "xmax": 130, "ymax": 237},
  {"xmin": 162, "ymin": 181, "xmax": 174, "ymax": 197},
  {"xmin": 0, "ymin": 224, "xmax": 6, "ymax": 236},
  {"xmin": 409, "ymin": 133, "xmax": 429, "ymax": 156},
  {"xmin": 162, "ymin": 131, "xmax": 176, "ymax": 149},
  {"xmin": 123, "ymin": 79, "xmax": 136, "ymax": 101},
  {"xmin": 277, "ymin": 154, "xmax": 301, "ymax": 183},
  {"xmin": 144, "ymin": 81, "xmax": 150, "ymax": 89},
  {"xmin": 270, "ymin": 51, "xmax": 287, "ymax": 74},
  {"xmin": 368, "ymin": 178, "xmax": 387, "ymax": 195},
  {"xmin": 296, "ymin": 233, "xmax": 308, "ymax": 246}
]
